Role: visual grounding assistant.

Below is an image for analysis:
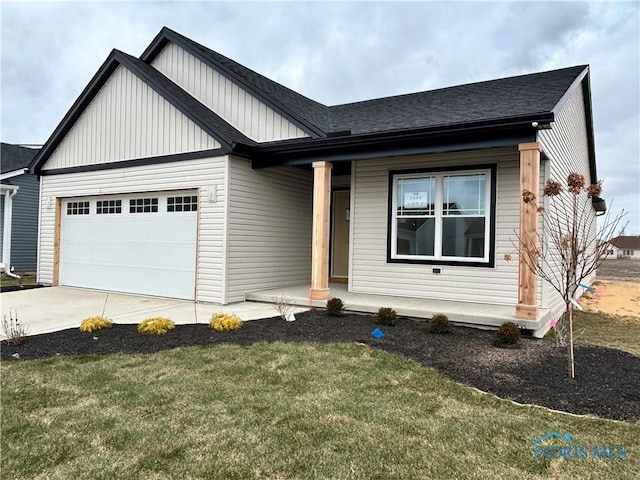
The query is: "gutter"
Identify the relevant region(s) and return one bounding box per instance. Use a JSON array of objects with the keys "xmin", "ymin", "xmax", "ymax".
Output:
[{"xmin": 0, "ymin": 168, "xmax": 28, "ymax": 181}]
